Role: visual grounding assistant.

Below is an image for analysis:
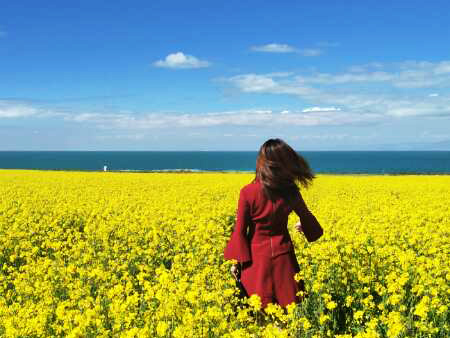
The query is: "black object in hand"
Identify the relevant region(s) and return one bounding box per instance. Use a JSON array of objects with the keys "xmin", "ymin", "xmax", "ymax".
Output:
[{"xmin": 233, "ymin": 267, "xmax": 248, "ymax": 299}]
